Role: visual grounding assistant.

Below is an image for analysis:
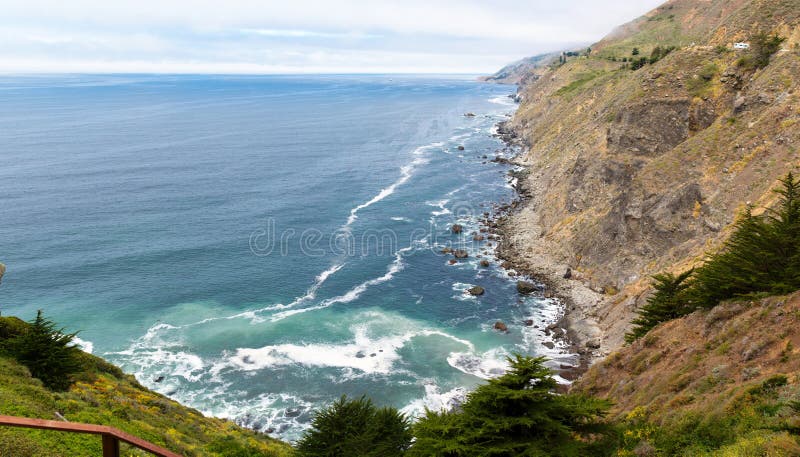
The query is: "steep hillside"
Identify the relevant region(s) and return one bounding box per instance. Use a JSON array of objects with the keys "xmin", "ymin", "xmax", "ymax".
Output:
[
  {"xmin": 574, "ymin": 292, "xmax": 800, "ymax": 455},
  {"xmin": 500, "ymin": 0, "xmax": 800, "ymax": 356},
  {"xmin": 0, "ymin": 317, "xmax": 292, "ymax": 457},
  {"xmin": 481, "ymin": 53, "xmax": 558, "ymax": 85}
]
